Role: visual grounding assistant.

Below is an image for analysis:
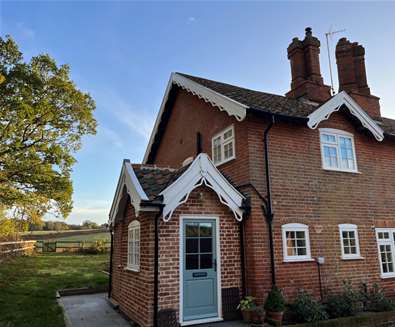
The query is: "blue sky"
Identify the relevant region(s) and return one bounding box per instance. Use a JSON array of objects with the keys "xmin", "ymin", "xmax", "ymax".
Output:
[{"xmin": 1, "ymin": 1, "xmax": 395, "ymax": 224}]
